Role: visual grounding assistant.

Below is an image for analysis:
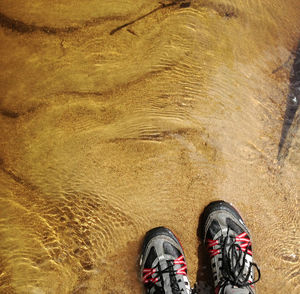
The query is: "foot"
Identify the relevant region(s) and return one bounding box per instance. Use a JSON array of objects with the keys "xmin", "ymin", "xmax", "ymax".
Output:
[
  {"xmin": 139, "ymin": 226, "xmax": 192, "ymax": 294},
  {"xmin": 200, "ymin": 201, "xmax": 260, "ymax": 294}
]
